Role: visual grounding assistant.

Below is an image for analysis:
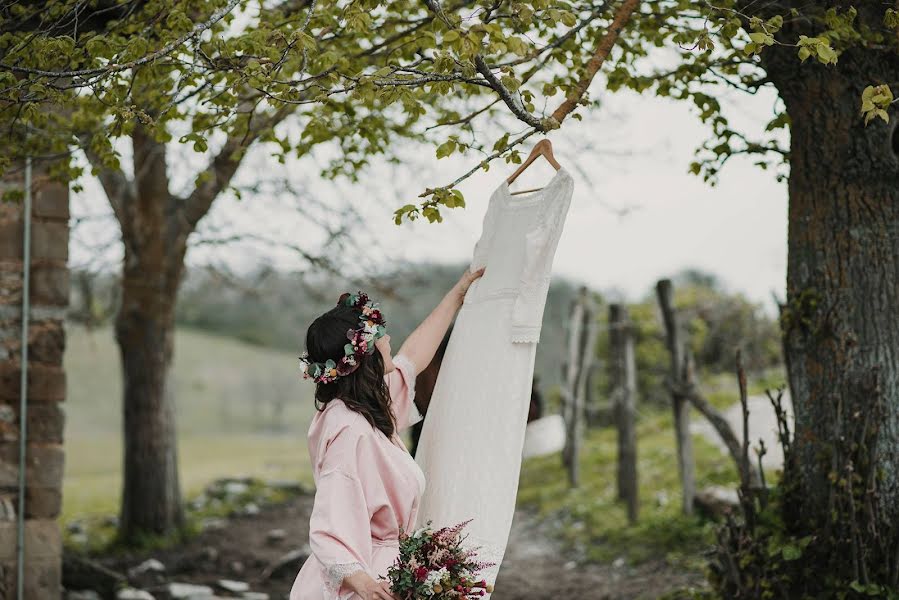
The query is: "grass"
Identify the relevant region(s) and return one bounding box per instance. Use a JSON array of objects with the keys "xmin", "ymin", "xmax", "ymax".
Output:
[
  {"xmin": 63, "ymin": 433, "xmax": 311, "ymax": 523},
  {"xmin": 63, "ymin": 325, "xmax": 317, "ymax": 524},
  {"xmin": 517, "ymin": 407, "xmax": 739, "ymax": 570}
]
